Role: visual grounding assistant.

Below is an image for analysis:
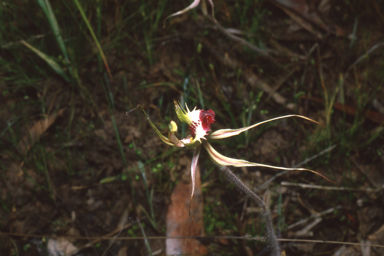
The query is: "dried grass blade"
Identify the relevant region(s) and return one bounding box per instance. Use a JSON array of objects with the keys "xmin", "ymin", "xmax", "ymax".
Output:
[{"xmin": 18, "ymin": 109, "xmax": 65, "ymax": 154}]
